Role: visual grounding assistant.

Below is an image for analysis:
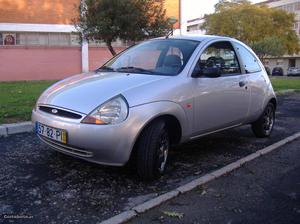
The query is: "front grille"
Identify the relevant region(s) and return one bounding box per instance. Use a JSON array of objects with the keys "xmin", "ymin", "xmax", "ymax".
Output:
[
  {"xmin": 39, "ymin": 135, "xmax": 93, "ymax": 157},
  {"xmin": 39, "ymin": 106, "xmax": 82, "ymax": 119}
]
